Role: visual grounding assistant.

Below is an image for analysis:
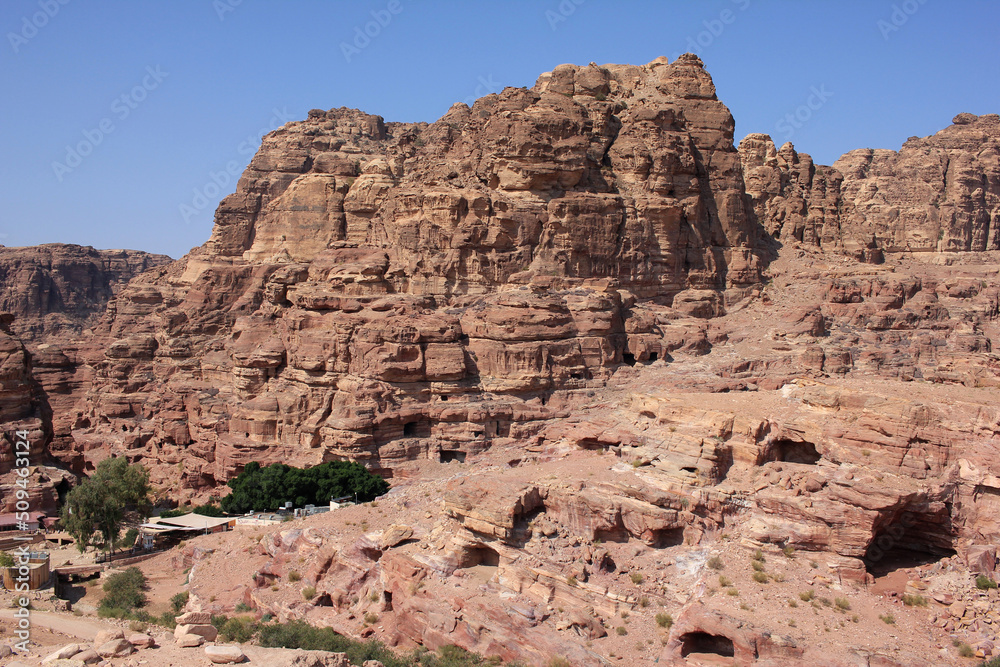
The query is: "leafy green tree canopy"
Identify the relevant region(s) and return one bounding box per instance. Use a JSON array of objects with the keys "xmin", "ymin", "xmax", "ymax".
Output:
[
  {"xmin": 221, "ymin": 461, "xmax": 388, "ymax": 514},
  {"xmin": 60, "ymin": 457, "xmax": 152, "ymax": 553}
]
